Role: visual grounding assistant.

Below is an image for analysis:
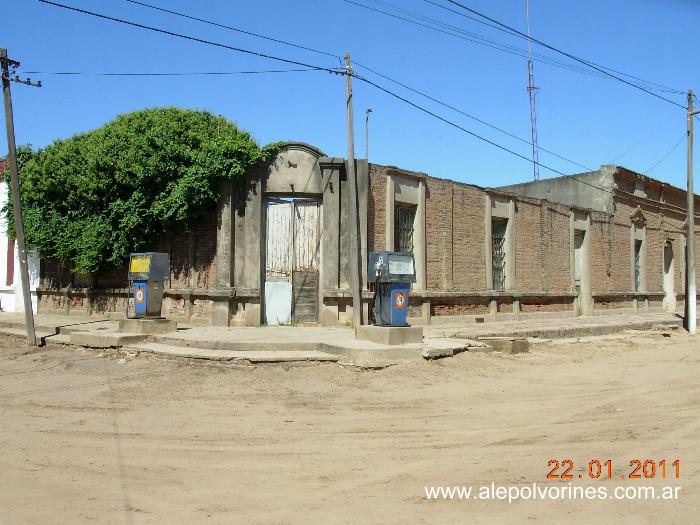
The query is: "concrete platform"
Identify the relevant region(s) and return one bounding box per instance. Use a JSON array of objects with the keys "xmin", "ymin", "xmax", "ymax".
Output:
[
  {"xmin": 354, "ymin": 325, "xmax": 423, "ymax": 345},
  {"xmin": 118, "ymin": 318, "xmax": 177, "ymax": 335},
  {"xmin": 128, "ymin": 342, "xmax": 339, "ymax": 363},
  {"xmin": 69, "ymin": 331, "xmax": 148, "ymax": 348}
]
